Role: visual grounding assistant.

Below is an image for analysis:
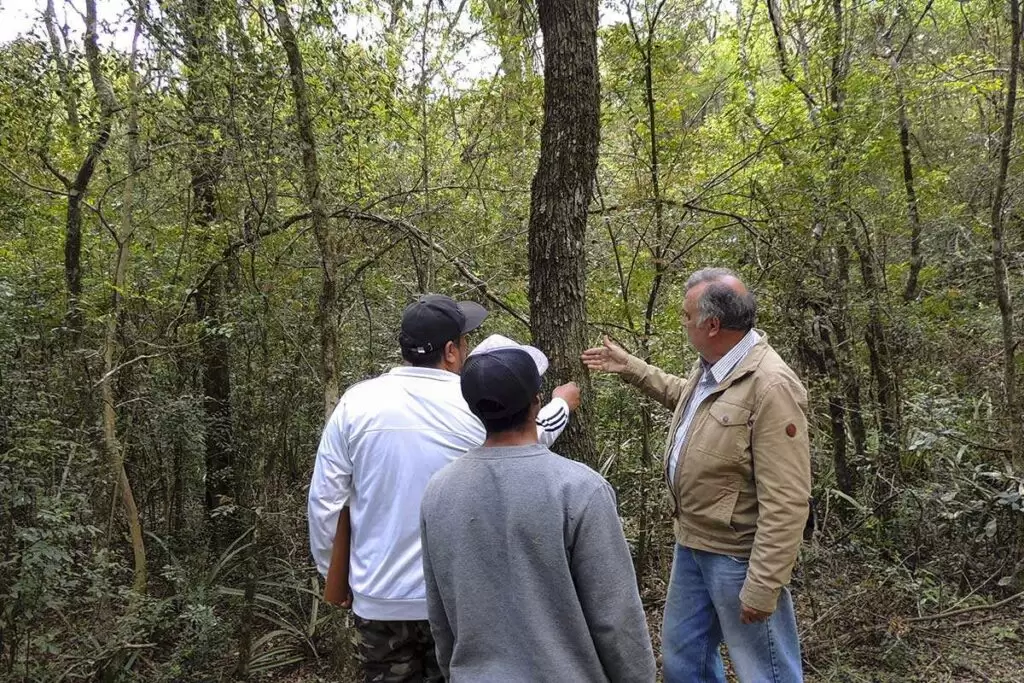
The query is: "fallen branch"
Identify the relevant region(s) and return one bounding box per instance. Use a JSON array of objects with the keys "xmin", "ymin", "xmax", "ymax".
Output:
[
  {"xmin": 938, "ymin": 429, "xmax": 1012, "ymax": 454},
  {"xmin": 803, "ymin": 590, "xmax": 1024, "ymax": 658},
  {"xmin": 904, "ymin": 589, "xmax": 1024, "ymax": 624},
  {"xmin": 925, "ymin": 614, "xmax": 1013, "ymax": 631}
]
